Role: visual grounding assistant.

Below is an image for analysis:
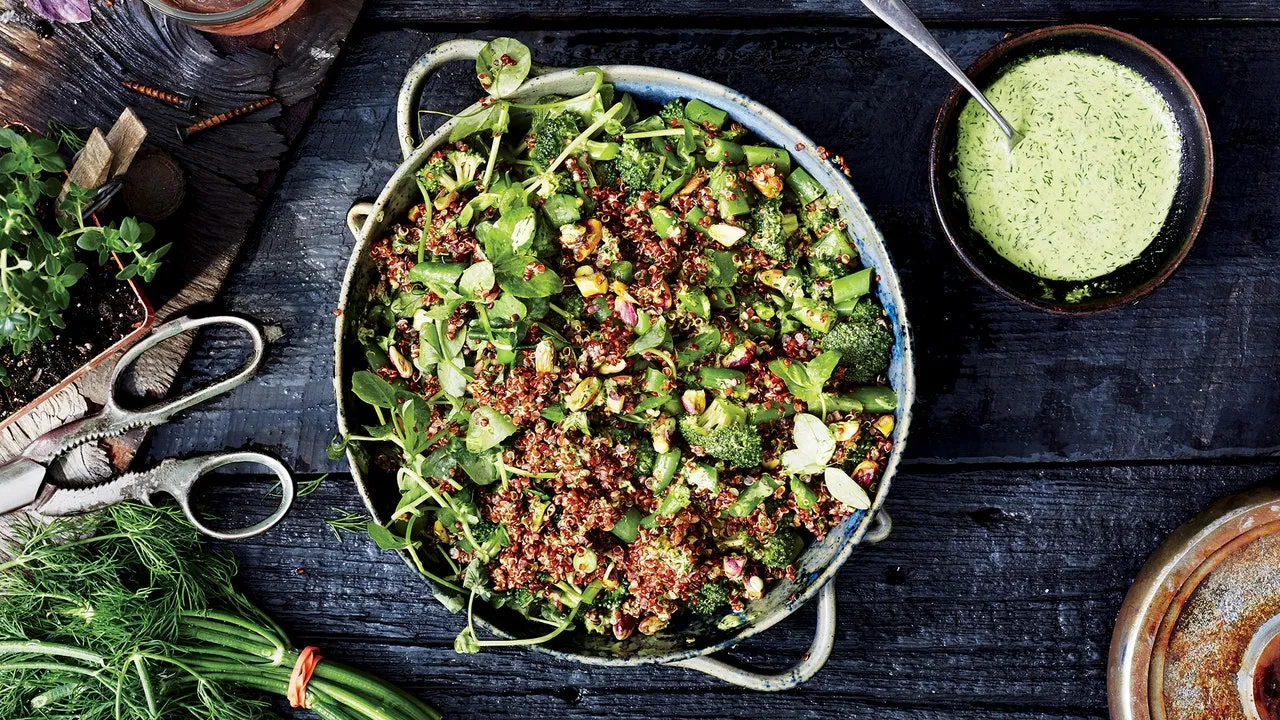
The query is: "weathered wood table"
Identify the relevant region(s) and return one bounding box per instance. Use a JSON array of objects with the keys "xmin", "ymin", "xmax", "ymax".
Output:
[{"xmin": 34, "ymin": 0, "xmax": 1280, "ymax": 717}]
